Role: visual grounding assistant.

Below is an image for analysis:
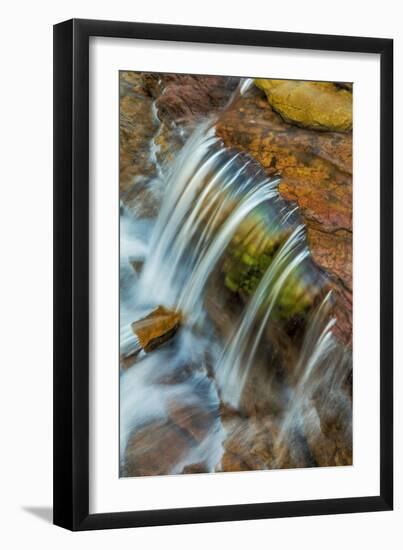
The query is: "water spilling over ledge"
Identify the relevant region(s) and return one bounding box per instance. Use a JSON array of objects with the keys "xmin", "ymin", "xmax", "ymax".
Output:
[{"xmin": 119, "ymin": 73, "xmax": 352, "ymax": 476}]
